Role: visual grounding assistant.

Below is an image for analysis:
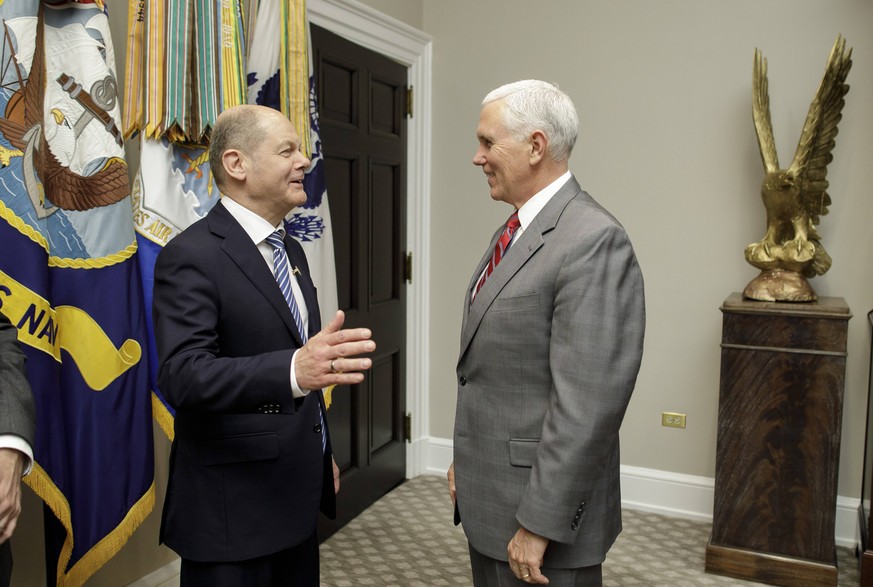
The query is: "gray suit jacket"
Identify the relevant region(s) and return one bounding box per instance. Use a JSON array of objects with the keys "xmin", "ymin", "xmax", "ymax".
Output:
[
  {"xmin": 0, "ymin": 312, "xmax": 35, "ymax": 453},
  {"xmin": 454, "ymin": 176, "xmax": 645, "ymax": 568}
]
